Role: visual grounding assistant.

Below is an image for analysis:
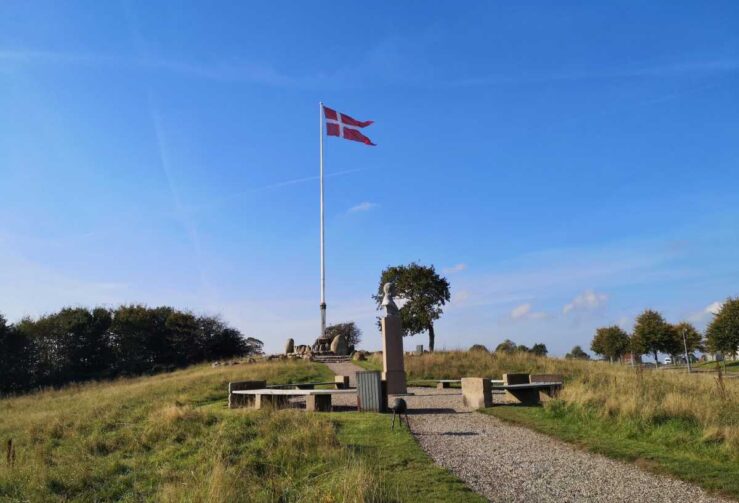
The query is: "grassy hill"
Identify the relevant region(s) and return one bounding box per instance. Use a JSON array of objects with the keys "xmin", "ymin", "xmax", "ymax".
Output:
[{"xmin": 0, "ymin": 360, "xmax": 481, "ymax": 503}]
